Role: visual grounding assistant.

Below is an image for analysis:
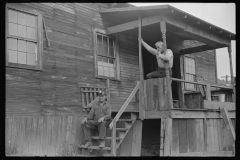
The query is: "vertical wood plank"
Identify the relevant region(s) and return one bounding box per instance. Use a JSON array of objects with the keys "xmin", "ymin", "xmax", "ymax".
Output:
[
  {"xmin": 228, "ymin": 45, "xmax": 235, "ymax": 102},
  {"xmin": 195, "ymin": 119, "xmax": 204, "ymax": 152},
  {"xmin": 38, "ymin": 116, "xmax": 44, "ymax": 156},
  {"xmin": 206, "ymin": 84, "xmax": 211, "ymax": 101},
  {"xmin": 187, "ymin": 119, "xmax": 197, "ymax": 152},
  {"xmin": 85, "ymin": 88, "xmax": 89, "ymax": 105},
  {"xmin": 217, "ymin": 119, "xmax": 223, "ymax": 151},
  {"xmin": 160, "ymin": 118, "xmax": 165, "ymax": 156},
  {"xmin": 171, "ymin": 119, "xmax": 179, "ymax": 154},
  {"xmin": 131, "ymin": 120, "xmax": 142, "ymax": 156},
  {"xmin": 178, "ymin": 119, "xmax": 188, "ymax": 153},
  {"xmin": 206, "ymin": 119, "xmax": 214, "ymax": 151},
  {"xmin": 164, "ymin": 118, "xmax": 172, "ymax": 156},
  {"xmin": 111, "ymin": 119, "xmax": 116, "ymax": 156},
  {"xmin": 81, "ymin": 88, "xmax": 85, "ymax": 108},
  {"xmin": 212, "ymin": 119, "xmax": 219, "ymax": 151}
]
